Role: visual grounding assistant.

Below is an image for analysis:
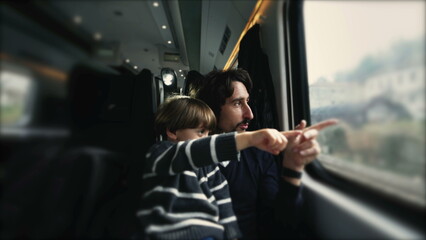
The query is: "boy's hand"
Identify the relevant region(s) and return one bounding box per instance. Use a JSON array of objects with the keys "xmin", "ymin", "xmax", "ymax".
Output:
[{"xmin": 236, "ymin": 129, "xmax": 301, "ymax": 155}]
